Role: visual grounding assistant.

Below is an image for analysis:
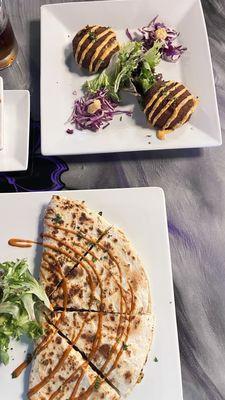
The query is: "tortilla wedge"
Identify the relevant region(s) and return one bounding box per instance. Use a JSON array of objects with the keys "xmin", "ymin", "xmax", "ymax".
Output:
[
  {"xmin": 50, "ymin": 225, "xmax": 150, "ymax": 314},
  {"xmin": 48, "ymin": 311, "xmax": 154, "ymax": 398},
  {"xmin": 40, "ymin": 195, "xmax": 111, "ymax": 297},
  {"xmin": 28, "ymin": 324, "xmax": 120, "ymax": 400}
]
